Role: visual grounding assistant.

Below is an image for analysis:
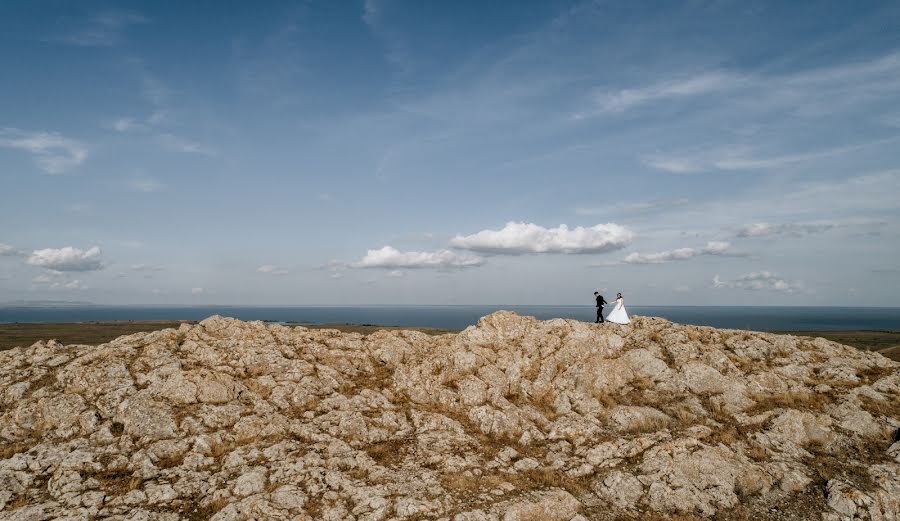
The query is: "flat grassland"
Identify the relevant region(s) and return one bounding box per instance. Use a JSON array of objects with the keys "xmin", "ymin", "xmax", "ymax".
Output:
[
  {"xmin": 1, "ymin": 322, "xmax": 898, "ymax": 361},
  {"xmin": 0, "ymin": 321, "xmax": 458, "ymax": 351},
  {"xmin": 776, "ymin": 329, "xmax": 900, "ymax": 361}
]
